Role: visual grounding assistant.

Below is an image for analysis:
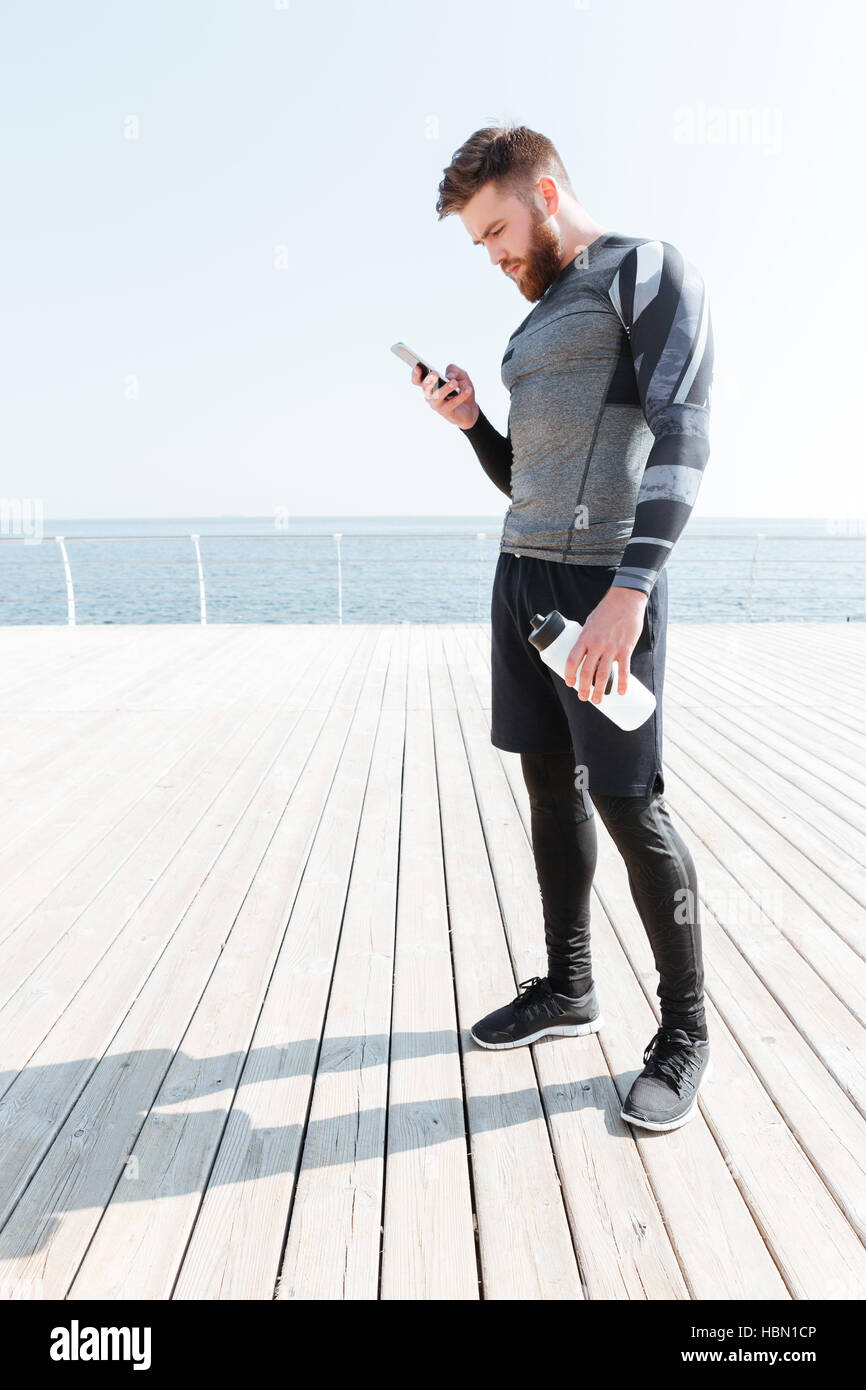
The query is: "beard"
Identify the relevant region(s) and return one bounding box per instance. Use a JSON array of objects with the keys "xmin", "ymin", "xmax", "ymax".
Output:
[{"xmin": 510, "ymin": 210, "xmax": 566, "ymax": 301}]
